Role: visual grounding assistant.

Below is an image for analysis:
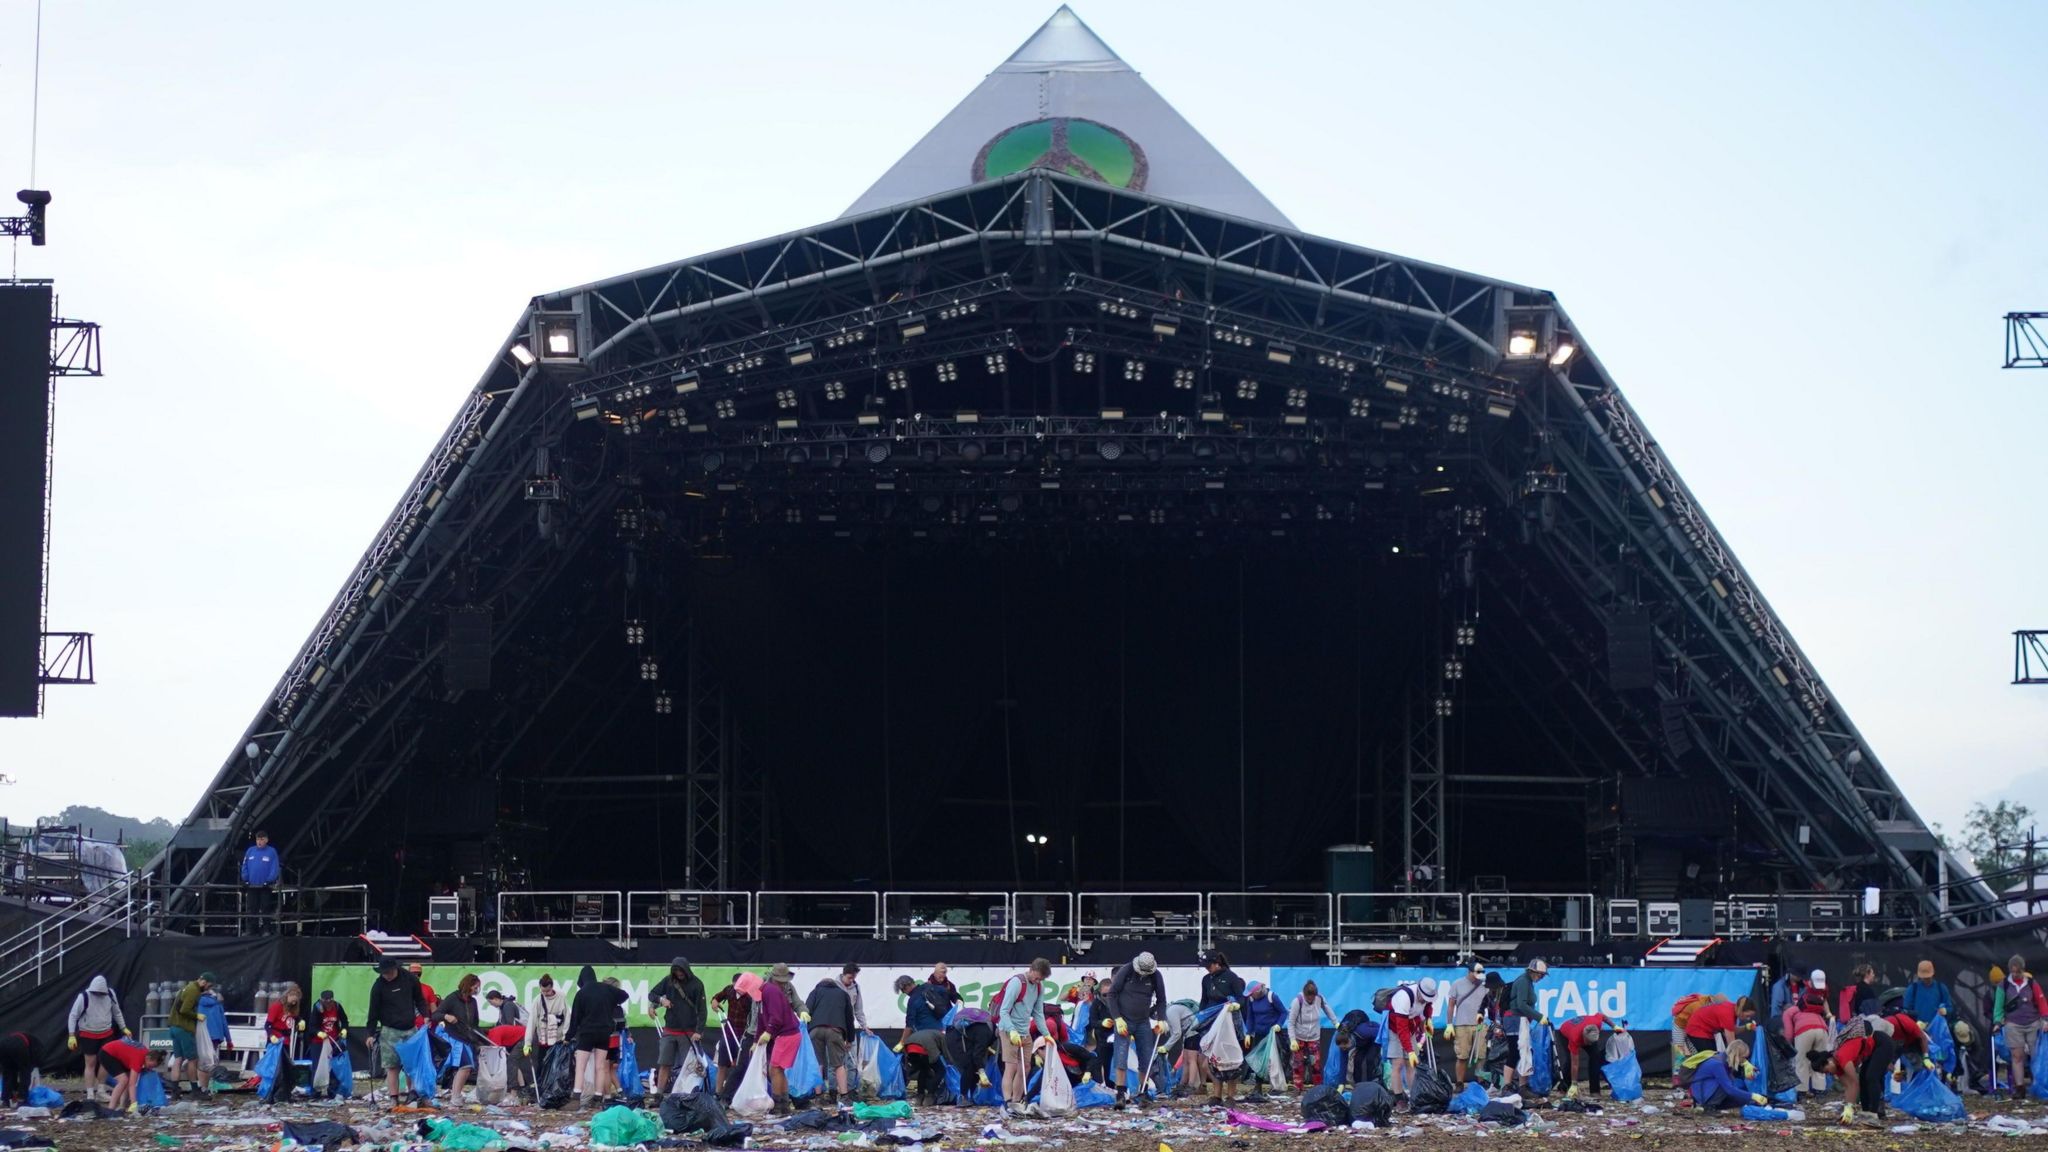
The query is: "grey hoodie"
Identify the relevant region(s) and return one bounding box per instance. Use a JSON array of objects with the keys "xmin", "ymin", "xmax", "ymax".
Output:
[{"xmin": 68, "ymin": 975, "xmax": 126, "ymax": 1036}]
